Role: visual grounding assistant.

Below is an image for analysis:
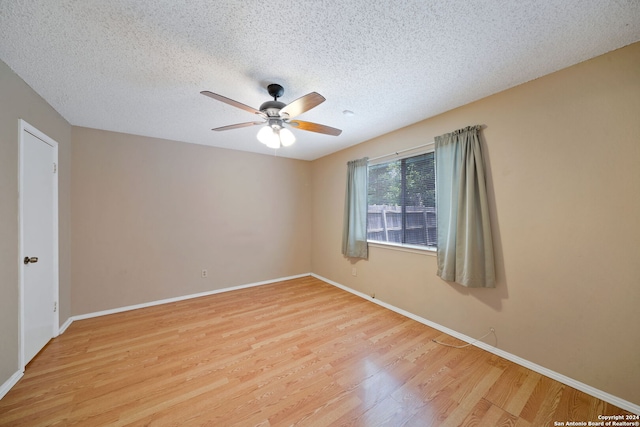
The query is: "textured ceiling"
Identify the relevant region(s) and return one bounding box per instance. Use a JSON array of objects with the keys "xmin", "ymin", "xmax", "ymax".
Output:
[{"xmin": 1, "ymin": 1, "xmax": 639, "ymax": 160}]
